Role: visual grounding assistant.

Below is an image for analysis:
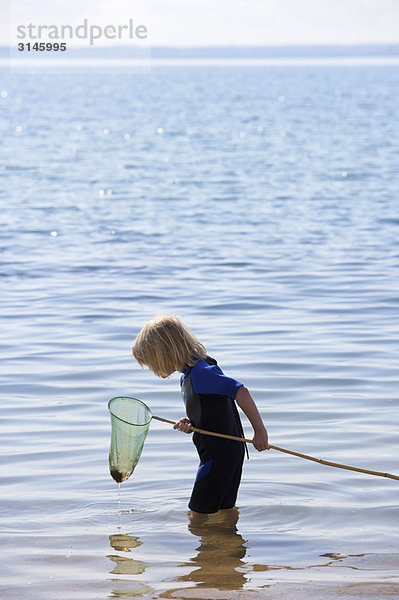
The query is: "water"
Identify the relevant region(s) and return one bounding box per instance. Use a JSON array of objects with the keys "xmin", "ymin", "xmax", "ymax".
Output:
[{"xmin": 1, "ymin": 59, "xmax": 399, "ymax": 599}]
